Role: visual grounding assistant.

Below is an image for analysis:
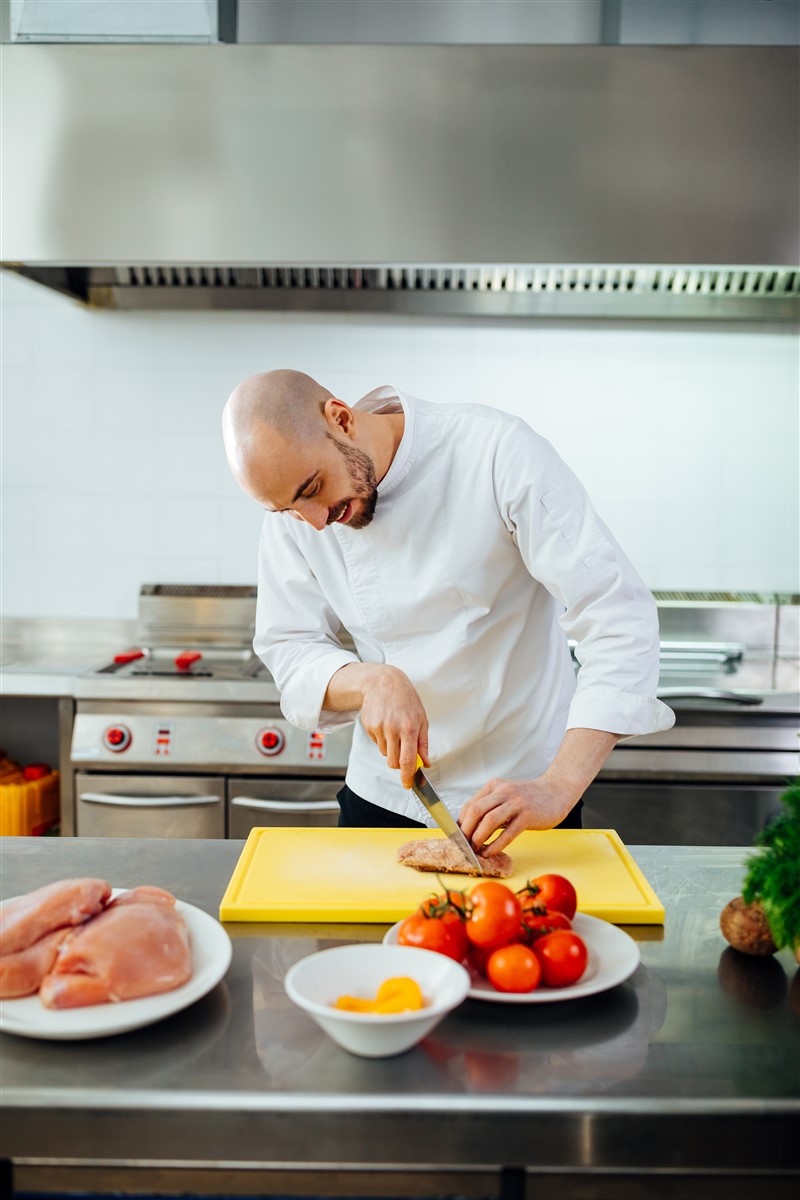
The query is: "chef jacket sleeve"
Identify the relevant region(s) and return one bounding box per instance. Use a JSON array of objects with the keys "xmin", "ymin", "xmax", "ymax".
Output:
[
  {"xmin": 494, "ymin": 422, "xmax": 675, "ymax": 738},
  {"xmin": 253, "ymin": 516, "xmax": 361, "ymax": 732}
]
